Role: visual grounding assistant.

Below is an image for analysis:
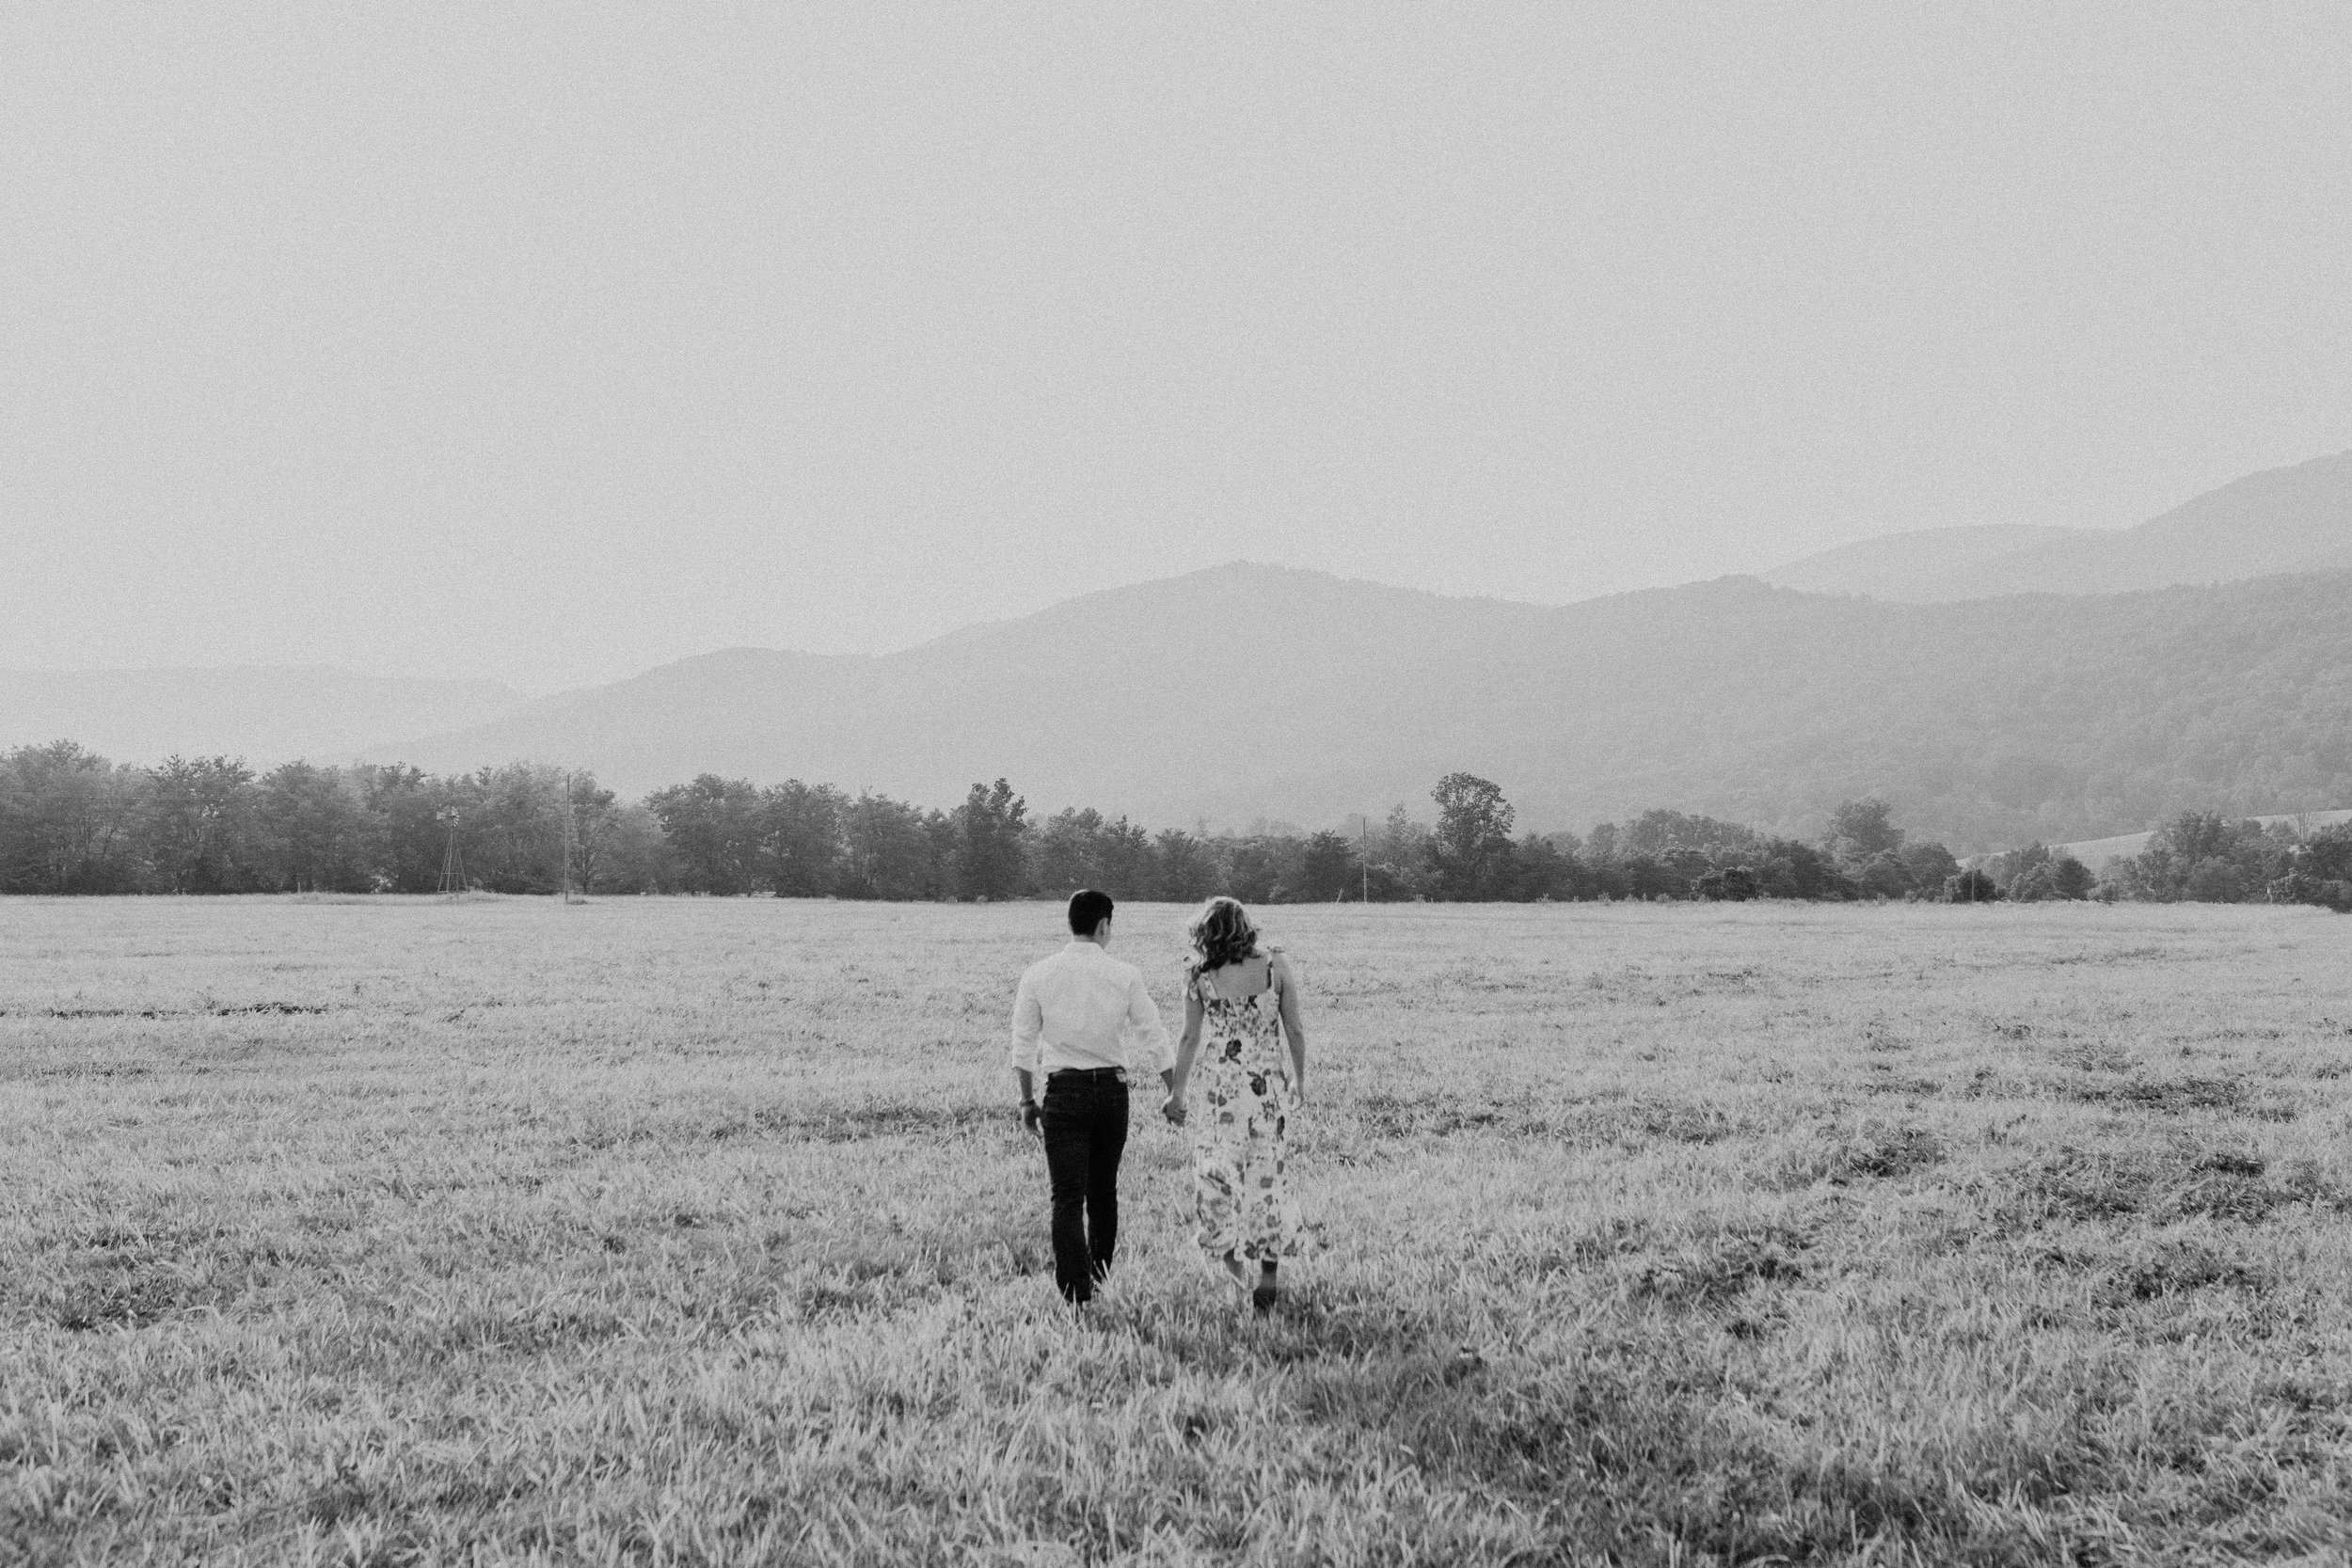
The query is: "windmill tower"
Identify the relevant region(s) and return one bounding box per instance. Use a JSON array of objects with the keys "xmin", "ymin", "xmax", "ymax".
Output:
[{"xmin": 436, "ymin": 807, "xmax": 465, "ymax": 896}]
